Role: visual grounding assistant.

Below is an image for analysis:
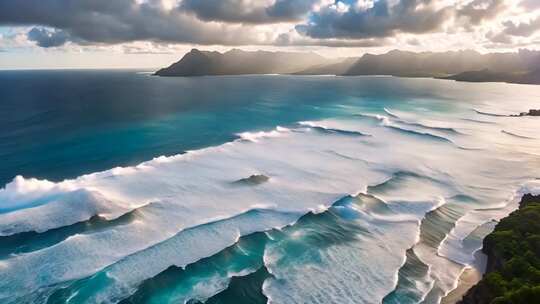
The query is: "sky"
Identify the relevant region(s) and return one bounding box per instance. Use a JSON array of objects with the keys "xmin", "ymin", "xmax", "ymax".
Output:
[{"xmin": 0, "ymin": 0, "xmax": 539, "ymax": 69}]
